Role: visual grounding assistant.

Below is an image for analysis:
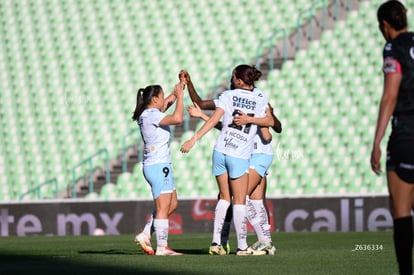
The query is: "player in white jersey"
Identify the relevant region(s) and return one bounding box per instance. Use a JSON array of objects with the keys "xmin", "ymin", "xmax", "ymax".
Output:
[
  {"xmin": 182, "ymin": 69, "xmax": 281, "ymax": 255},
  {"xmin": 132, "ymin": 80, "xmax": 185, "ymax": 256},
  {"xmin": 189, "ymin": 103, "xmax": 280, "ymax": 254},
  {"xmin": 181, "ymin": 65, "xmax": 273, "ymax": 255},
  {"xmin": 236, "ymin": 103, "xmax": 281, "ymax": 255}
]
